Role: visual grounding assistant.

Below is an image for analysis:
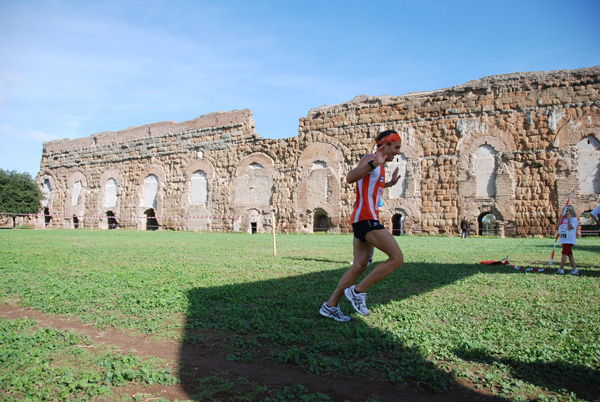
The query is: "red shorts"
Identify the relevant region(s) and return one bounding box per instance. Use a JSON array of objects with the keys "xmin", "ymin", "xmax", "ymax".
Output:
[{"xmin": 561, "ymin": 244, "xmax": 573, "ymax": 256}]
